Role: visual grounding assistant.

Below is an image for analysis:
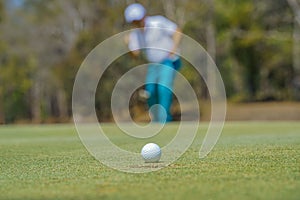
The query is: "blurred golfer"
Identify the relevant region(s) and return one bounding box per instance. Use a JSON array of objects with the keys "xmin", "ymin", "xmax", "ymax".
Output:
[{"xmin": 124, "ymin": 3, "xmax": 182, "ymax": 123}]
